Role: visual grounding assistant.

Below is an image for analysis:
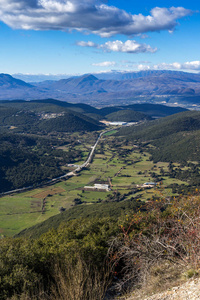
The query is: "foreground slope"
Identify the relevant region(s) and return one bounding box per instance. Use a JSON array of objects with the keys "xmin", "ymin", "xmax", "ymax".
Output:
[{"xmin": 16, "ymin": 198, "xmax": 143, "ymax": 239}]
